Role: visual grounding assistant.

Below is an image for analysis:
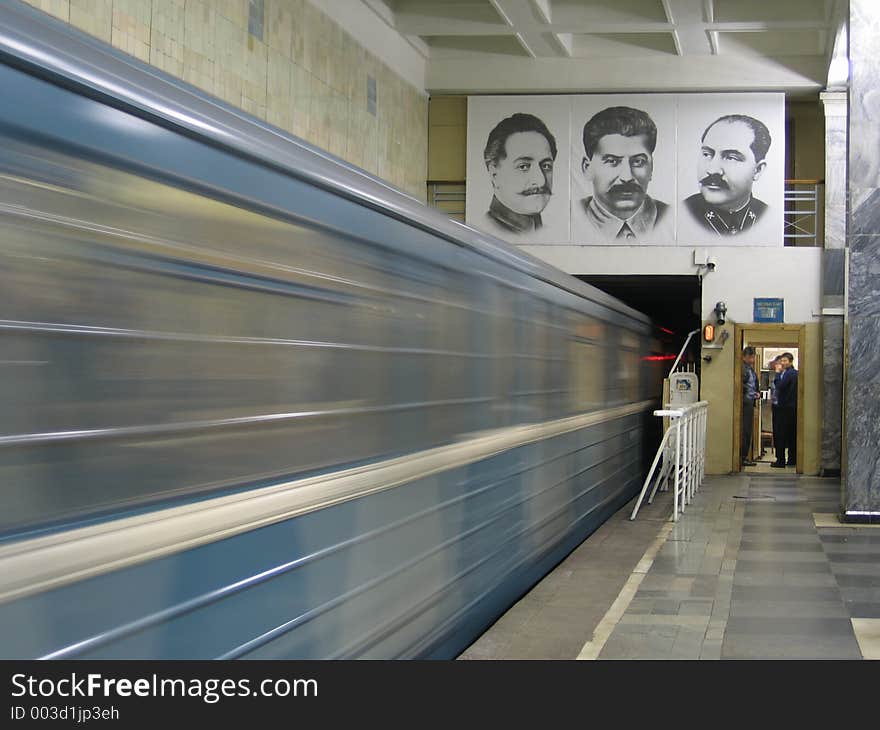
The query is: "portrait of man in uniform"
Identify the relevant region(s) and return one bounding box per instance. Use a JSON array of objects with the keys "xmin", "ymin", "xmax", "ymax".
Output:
[
  {"xmin": 683, "ymin": 114, "xmax": 772, "ymax": 236},
  {"xmin": 482, "ymin": 112, "xmax": 557, "ymax": 236},
  {"xmin": 574, "ymin": 106, "xmax": 671, "ymax": 243}
]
